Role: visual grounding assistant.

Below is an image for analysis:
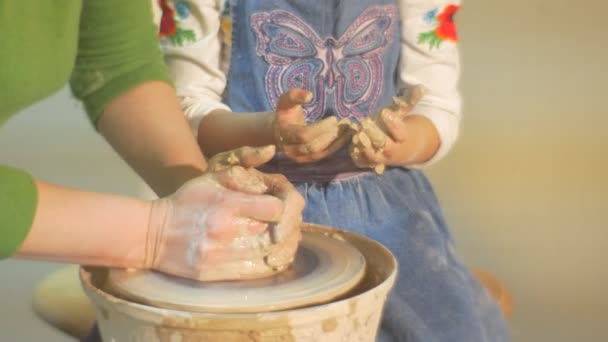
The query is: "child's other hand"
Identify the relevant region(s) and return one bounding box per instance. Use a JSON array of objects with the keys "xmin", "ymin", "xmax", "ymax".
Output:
[
  {"xmin": 273, "ymin": 88, "xmax": 354, "ymax": 163},
  {"xmin": 350, "ymin": 86, "xmax": 425, "ymax": 174}
]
